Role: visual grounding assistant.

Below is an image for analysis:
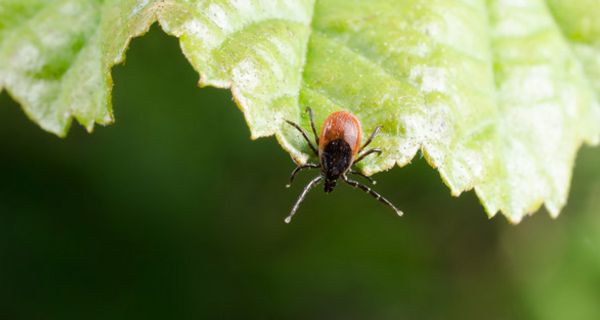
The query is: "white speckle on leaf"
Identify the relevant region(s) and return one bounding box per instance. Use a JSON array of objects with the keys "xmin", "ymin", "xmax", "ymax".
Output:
[
  {"xmin": 501, "ymin": 66, "xmax": 555, "ymax": 103},
  {"xmin": 269, "ymin": 37, "xmax": 297, "ymax": 66},
  {"xmin": 410, "ymin": 66, "xmax": 448, "ymax": 93},
  {"xmin": 464, "ymin": 150, "xmax": 483, "ymax": 178},
  {"xmin": 412, "ymin": 43, "xmax": 430, "ymax": 57},
  {"xmin": 526, "ymin": 67, "xmax": 554, "ymax": 100},
  {"xmin": 184, "ymin": 20, "xmax": 219, "ymax": 49},
  {"xmin": 25, "ymin": 80, "xmax": 52, "ymax": 110},
  {"xmin": 206, "ymin": 4, "xmax": 232, "ymax": 33},
  {"xmin": 129, "ymin": 0, "xmax": 149, "ymax": 18},
  {"xmin": 402, "ymin": 113, "xmax": 427, "ymax": 143},
  {"xmin": 11, "ymin": 43, "xmax": 41, "ymax": 71},
  {"xmin": 280, "ymin": 0, "xmax": 312, "ymax": 23},
  {"xmin": 560, "ymin": 85, "xmax": 579, "ymax": 118},
  {"xmin": 229, "ymin": 0, "xmax": 254, "ymax": 13},
  {"xmin": 492, "ymin": 0, "xmax": 550, "ymax": 37},
  {"xmin": 40, "ymin": 29, "xmax": 69, "ymax": 49},
  {"xmin": 232, "ymin": 59, "xmax": 259, "ymax": 91}
]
